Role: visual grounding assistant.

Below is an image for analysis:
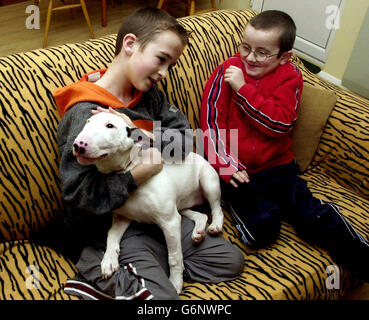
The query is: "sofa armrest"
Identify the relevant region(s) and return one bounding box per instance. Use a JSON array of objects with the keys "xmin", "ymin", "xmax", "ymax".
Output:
[{"xmin": 291, "ymin": 57, "xmax": 369, "ymax": 198}]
